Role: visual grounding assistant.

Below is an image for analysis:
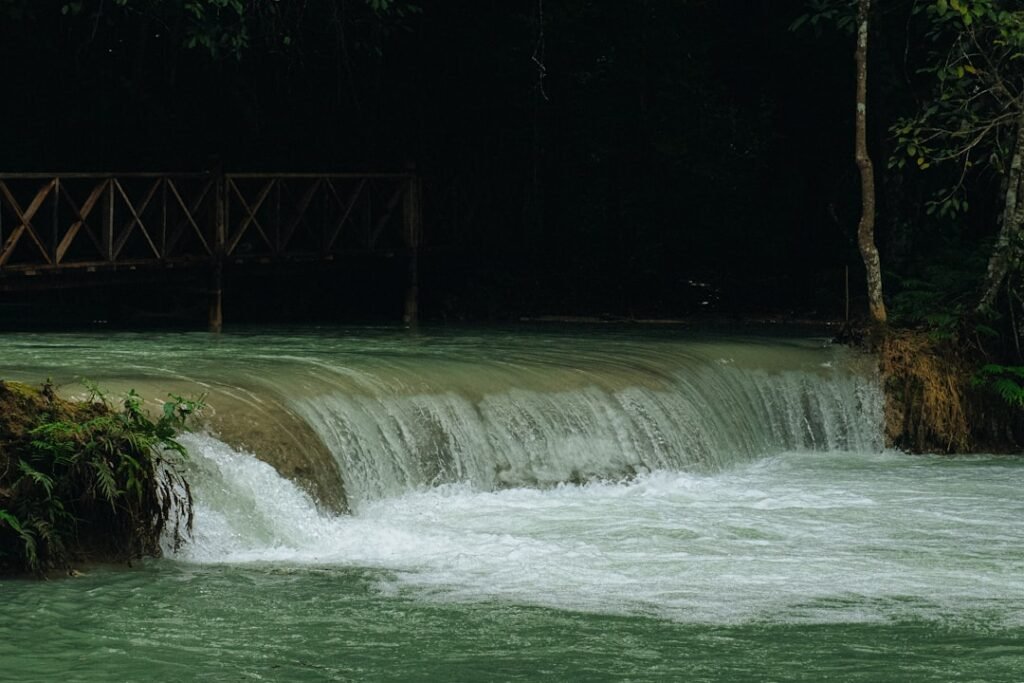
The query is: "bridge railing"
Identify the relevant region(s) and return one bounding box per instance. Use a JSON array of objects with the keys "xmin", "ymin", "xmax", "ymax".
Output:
[
  {"xmin": 0, "ymin": 169, "xmax": 423, "ymax": 327},
  {"xmin": 0, "ymin": 170, "xmax": 420, "ymax": 271},
  {"xmin": 222, "ymin": 172, "xmax": 417, "ymax": 261}
]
